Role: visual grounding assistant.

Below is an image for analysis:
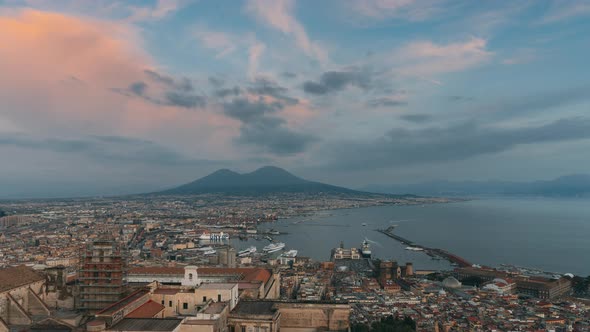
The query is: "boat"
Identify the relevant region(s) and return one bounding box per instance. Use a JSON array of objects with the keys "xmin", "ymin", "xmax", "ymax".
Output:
[
  {"xmin": 265, "ymin": 236, "xmax": 273, "ymax": 241},
  {"xmin": 361, "ymin": 223, "xmax": 367, "ymax": 226},
  {"xmin": 405, "ymin": 246, "xmax": 424, "ymax": 251},
  {"xmin": 238, "ymin": 246, "xmax": 257, "ymax": 257},
  {"xmin": 203, "ymin": 249, "xmax": 217, "ymax": 255},
  {"xmin": 197, "ymin": 246, "xmax": 214, "ymax": 251},
  {"xmin": 246, "ymin": 228, "xmax": 257, "ymax": 234},
  {"xmin": 268, "ymin": 229, "xmax": 280, "ymax": 235},
  {"xmin": 263, "ymin": 242, "xmax": 285, "ymax": 253},
  {"xmin": 199, "ymin": 232, "xmax": 229, "ymax": 240},
  {"xmin": 361, "ymin": 240, "xmax": 372, "ymax": 258},
  {"xmin": 282, "ymin": 249, "xmax": 298, "ymax": 257}
]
